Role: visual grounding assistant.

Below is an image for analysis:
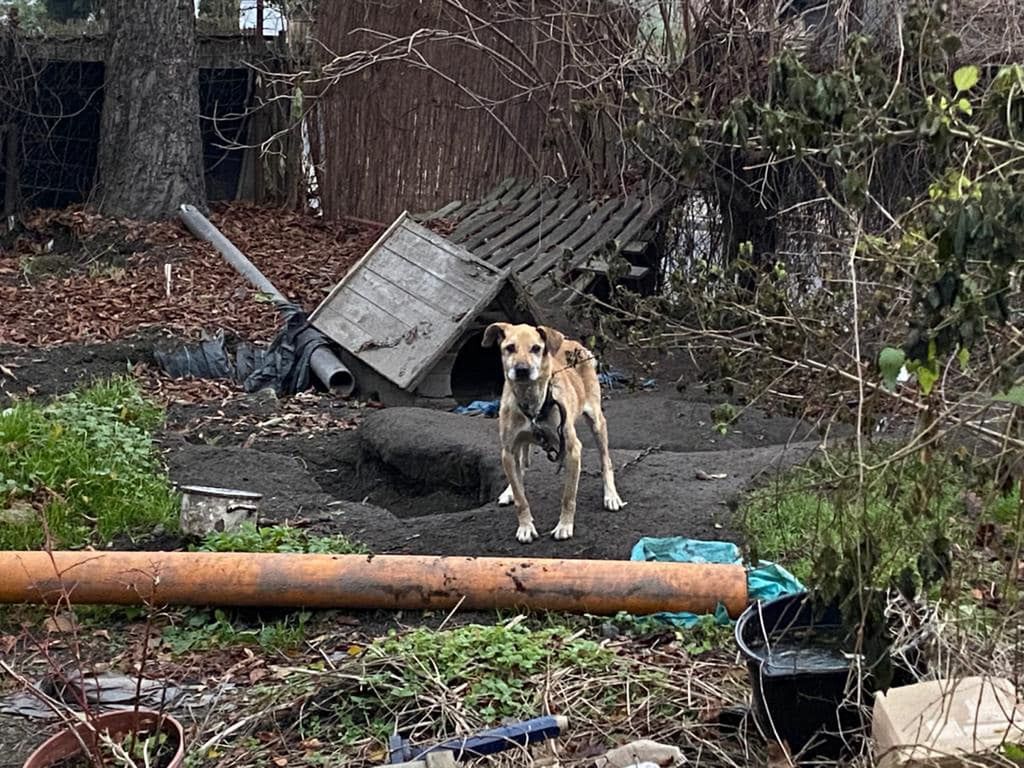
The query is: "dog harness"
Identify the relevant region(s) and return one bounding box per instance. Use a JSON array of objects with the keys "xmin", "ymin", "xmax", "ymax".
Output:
[{"xmin": 519, "ymin": 381, "xmax": 567, "ymax": 471}]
